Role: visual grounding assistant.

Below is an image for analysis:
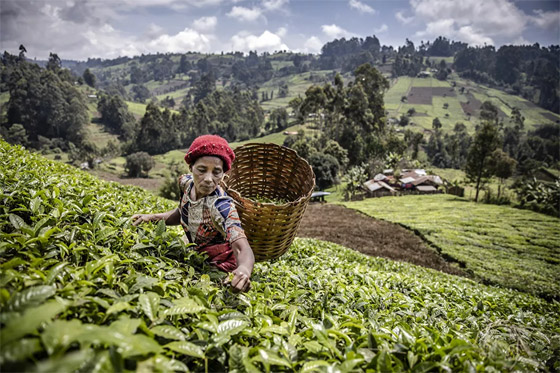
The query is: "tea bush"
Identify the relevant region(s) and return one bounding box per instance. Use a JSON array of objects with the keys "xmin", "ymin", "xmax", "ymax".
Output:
[{"xmin": 1, "ymin": 140, "xmax": 559, "ymax": 372}]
